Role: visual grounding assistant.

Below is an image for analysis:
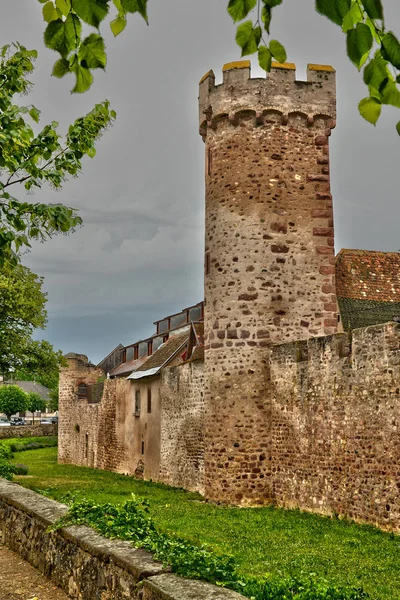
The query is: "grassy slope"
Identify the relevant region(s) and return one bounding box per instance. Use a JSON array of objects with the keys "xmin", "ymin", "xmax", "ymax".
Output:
[{"xmin": 13, "ymin": 446, "xmax": 400, "ymax": 600}]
